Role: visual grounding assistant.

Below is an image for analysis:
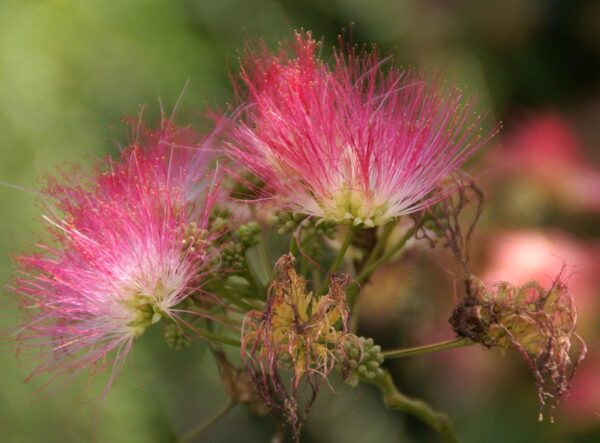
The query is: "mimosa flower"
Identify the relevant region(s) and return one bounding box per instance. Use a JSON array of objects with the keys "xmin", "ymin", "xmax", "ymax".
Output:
[
  {"xmin": 13, "ymin": 118, "xmax": 221, "ymax": 385},
  {"xmin": 227, "ymin": 32, "xmax": 496, "ymax": 227}
]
